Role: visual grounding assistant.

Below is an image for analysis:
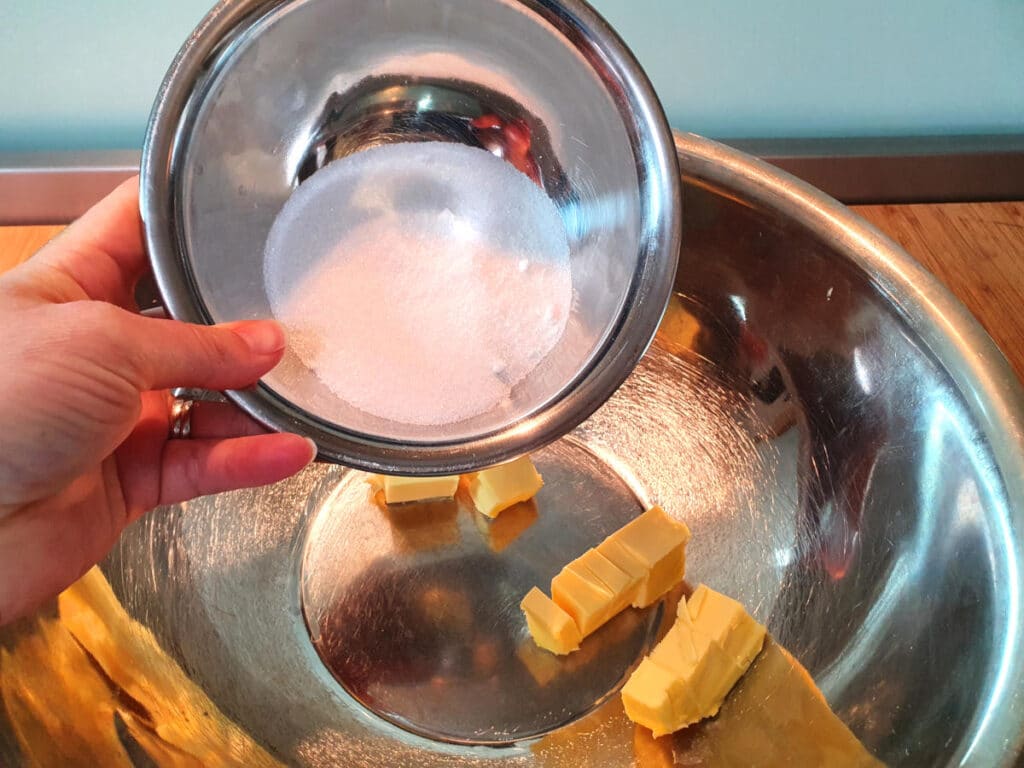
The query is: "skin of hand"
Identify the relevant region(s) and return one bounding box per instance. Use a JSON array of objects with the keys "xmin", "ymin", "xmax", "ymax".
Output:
[{"xmin": 0, "ymin": 177, "xmax": 316, "ymax": 625}]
